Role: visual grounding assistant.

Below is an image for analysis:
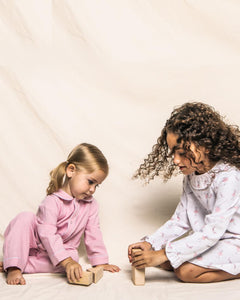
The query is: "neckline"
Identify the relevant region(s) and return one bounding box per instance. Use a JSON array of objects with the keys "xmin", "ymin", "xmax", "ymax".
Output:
[{"xmin": 188, "ymin": 161, "xmax": 232, "ymax": 190}]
